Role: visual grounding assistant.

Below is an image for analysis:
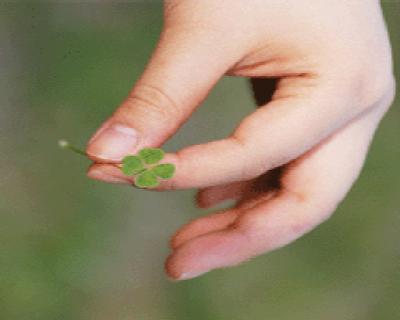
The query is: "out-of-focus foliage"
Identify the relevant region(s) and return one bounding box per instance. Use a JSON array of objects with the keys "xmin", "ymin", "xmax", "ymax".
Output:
[{"xmin": 0, "ymin": 2, "xmax": 399, "ymax": 319}]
